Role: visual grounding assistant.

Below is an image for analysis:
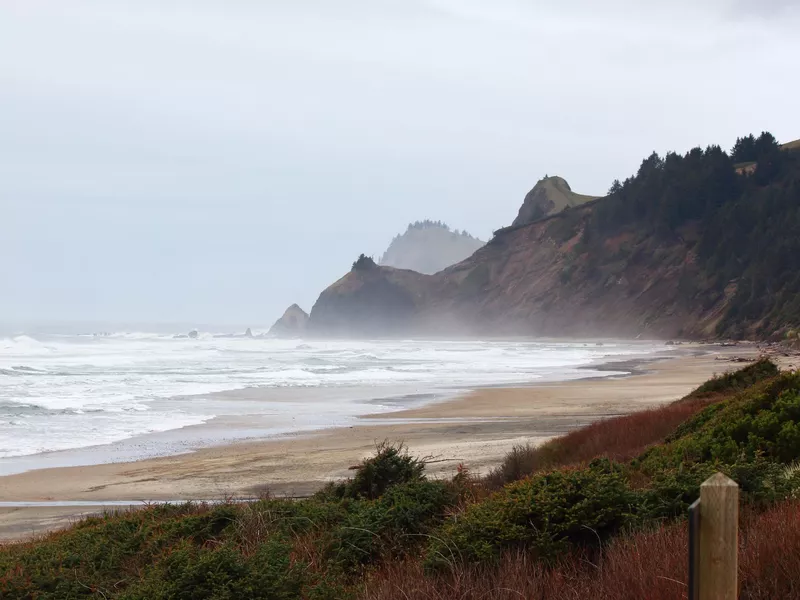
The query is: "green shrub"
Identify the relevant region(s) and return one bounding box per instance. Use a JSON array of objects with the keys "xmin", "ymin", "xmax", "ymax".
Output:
[
  {"xmin": 233, "ymin": 497, "xmax": 350, "ymax": 541},
  {"xmin": 645, "ymin": 372, "xmax": 800, "ymax": 468},
  {"xmin": 691, "ymin": 358, "xmax": 779, "ymax": 396},
  {"xmin": 426, "ymin": 460, "xmax": 639, "ymax": 568},
  {"xmin": 317, "ymin": 442, "xmax": 426, "ymax": 501},
  {"xmin": 328, "ymin": 480, "xmax": 456, "ymax": 571},
  {"xmin": 122, "ymin": 538, "xmax": 307, "ymax": 600},
  {"xmin": 639, "ymin": 457, "xmax": 796, "ymax": 521}
]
